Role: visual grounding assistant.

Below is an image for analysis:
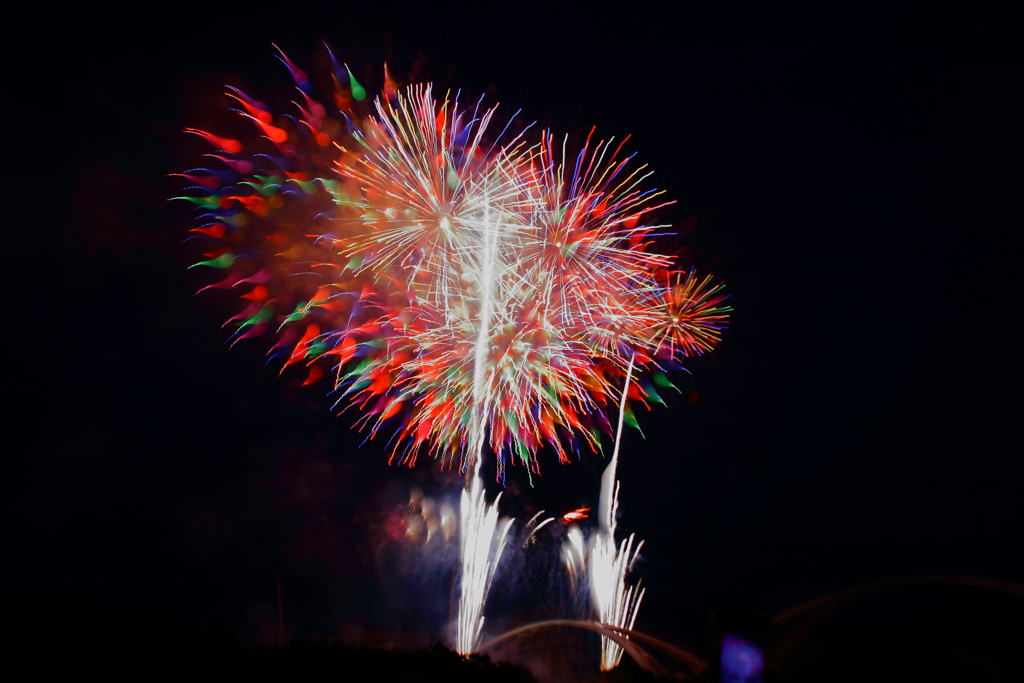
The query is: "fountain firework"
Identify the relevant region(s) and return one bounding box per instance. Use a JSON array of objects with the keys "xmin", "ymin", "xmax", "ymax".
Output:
[
  {"xmin": 561, "ymin": 355, "xmax": 646, "ymax": 670},
  {"xmin": 457, "ymin": 471, "xmax": 513, "ymax": 654}
]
